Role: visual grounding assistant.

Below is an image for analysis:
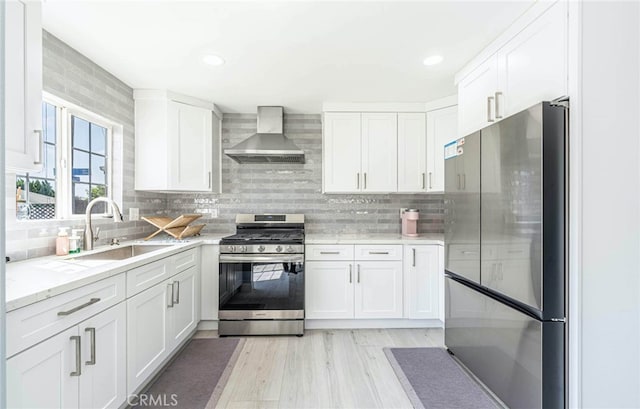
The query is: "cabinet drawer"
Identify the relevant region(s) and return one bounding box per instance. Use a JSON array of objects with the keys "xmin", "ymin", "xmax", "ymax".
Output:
[
  {"xmin": 355, "ymin": 245, "xmax": 402, "ymax": 261},
  {"xmin": 127, "ymin": 258, "xmax": 172, "ymax": 298},
  {"xmin": 6, "ymin": 274, "xmax": 125, "ymax": 358},
  {"xmin": 448, "ymin": 244, "xmax": 481, "ymax": 261},
  {"xmin": 174, "ymin": 248, "xmax": 198, "ymax": 273},
  {"xmin": 497, "ymin": 243, "xmax": 530, "ymax": 260},
  {"xmin": 305, "ymin": 245, "xmax": 354, "ymax": 261}
]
